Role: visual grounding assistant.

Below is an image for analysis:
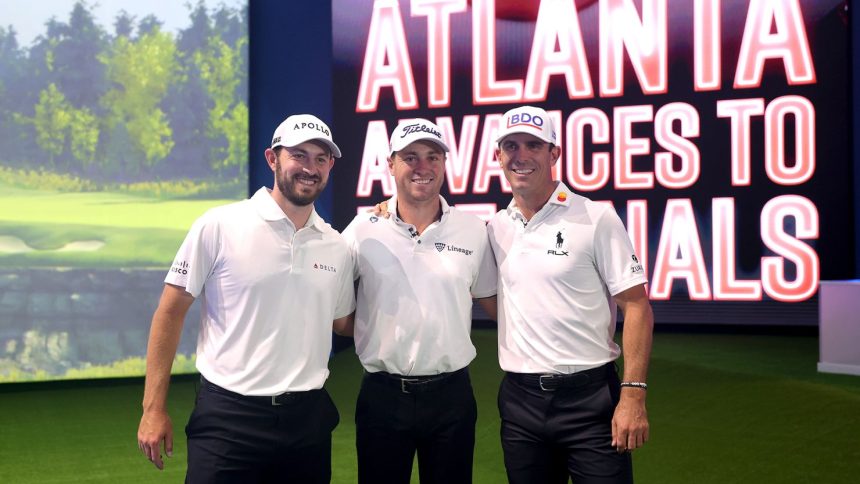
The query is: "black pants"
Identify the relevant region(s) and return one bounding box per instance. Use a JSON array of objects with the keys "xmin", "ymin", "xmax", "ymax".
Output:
[
  {"xmin": 498, "ymin": 364, "xmax": 633, "ymax": 484},
  {"xmin": 355, "ymin": 368, "xmax": 477, "ymax": 484},
  {"xmin": 185, "ymin": 378, "xmax": 340, "ymax": 484}
]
